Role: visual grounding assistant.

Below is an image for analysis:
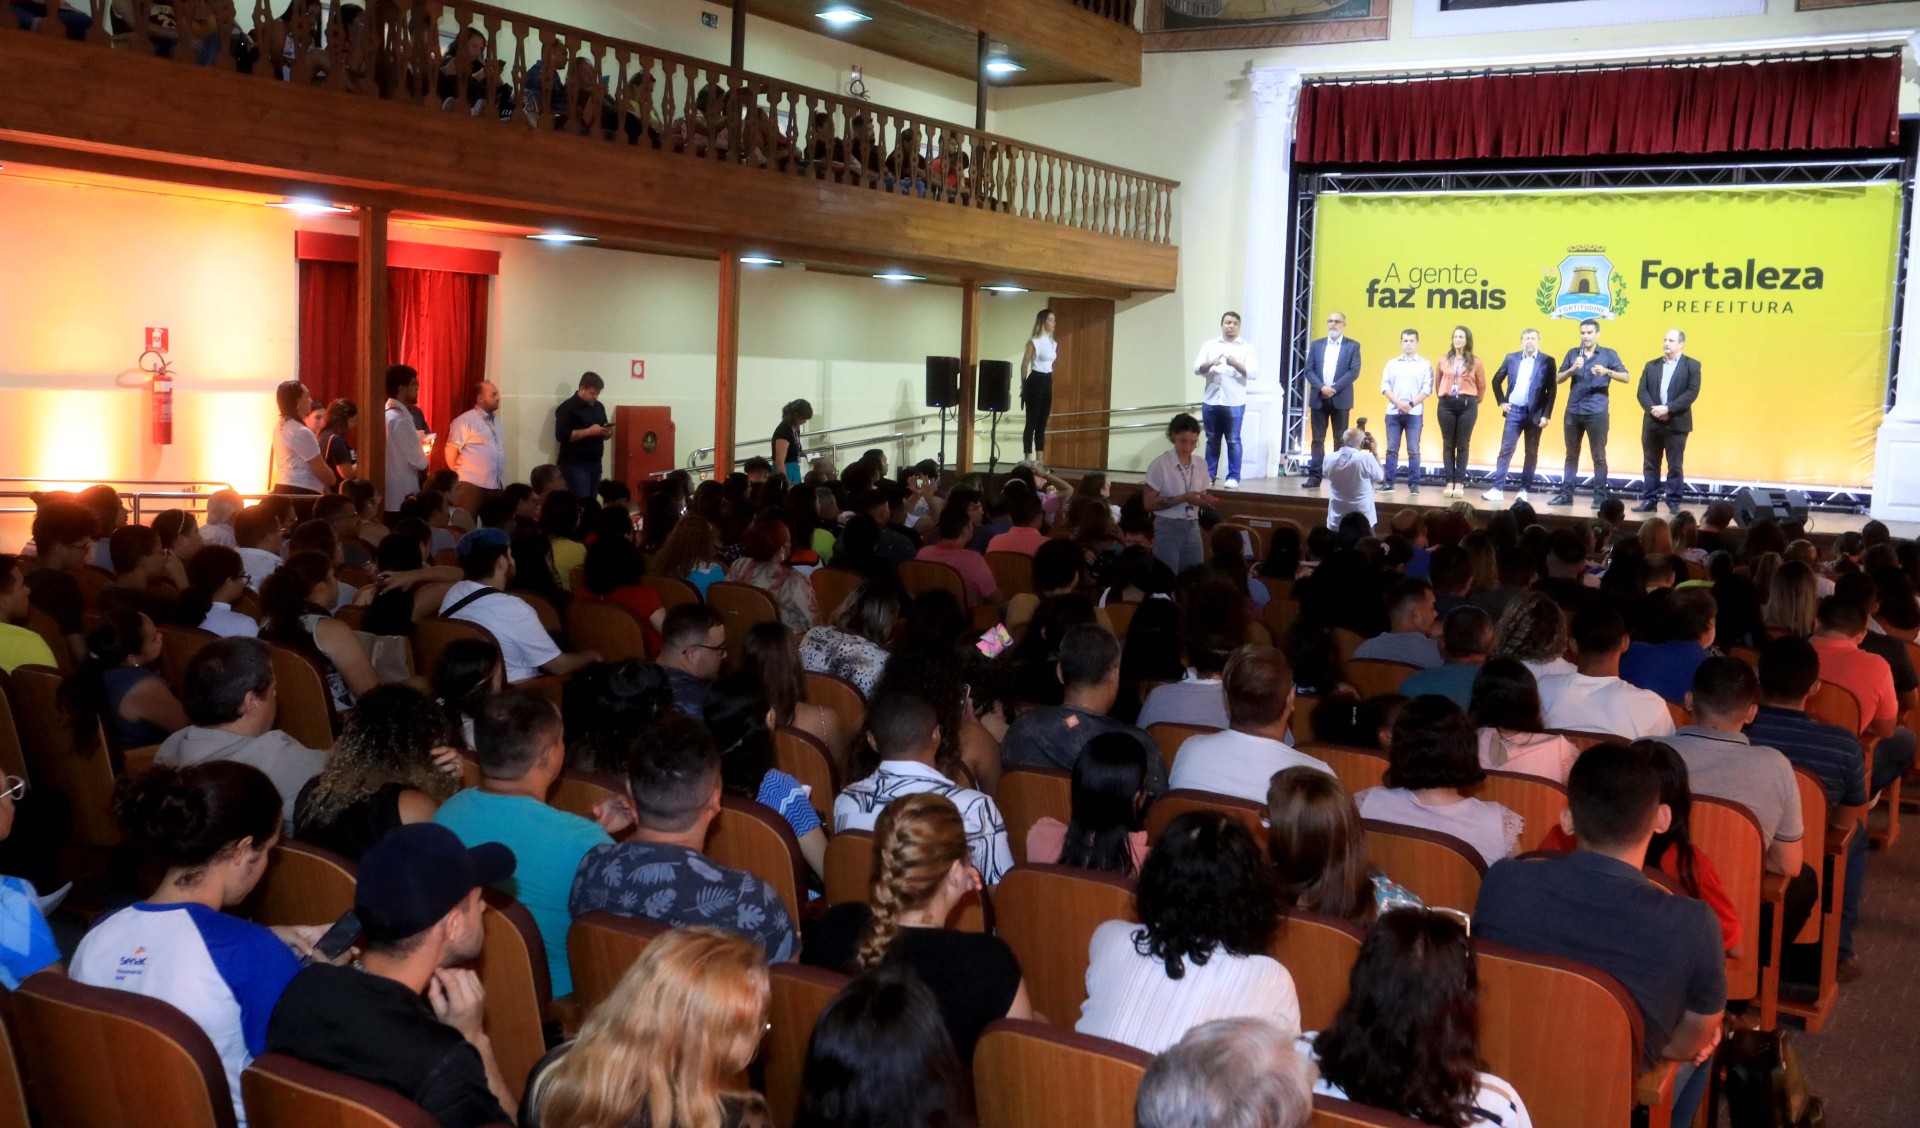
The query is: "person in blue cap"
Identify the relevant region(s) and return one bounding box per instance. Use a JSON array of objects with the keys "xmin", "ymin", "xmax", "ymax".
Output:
[{"xmin": 266, "ymin": 823, "xmax": 520, "ymax": 1127}]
